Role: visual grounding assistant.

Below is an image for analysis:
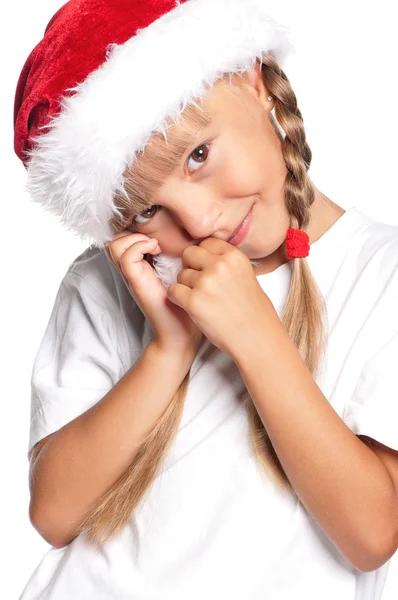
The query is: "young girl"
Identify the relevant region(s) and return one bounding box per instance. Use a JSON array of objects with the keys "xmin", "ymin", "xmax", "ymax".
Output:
[{"xmin": 14, "ymin": 0, "xmax": 398, "ymax": 598}]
